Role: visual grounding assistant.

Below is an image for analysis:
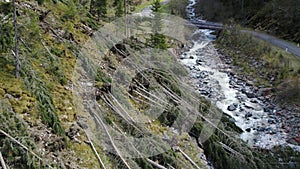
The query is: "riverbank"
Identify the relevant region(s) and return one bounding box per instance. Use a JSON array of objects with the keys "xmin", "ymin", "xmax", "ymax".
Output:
[
  {"xmin": 177, "ymin": 0, "xmax": 300, "ymax": 168},
  {"xmin": 216, "ymin": 25, "xmax": 300, "ymax": 147}
]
